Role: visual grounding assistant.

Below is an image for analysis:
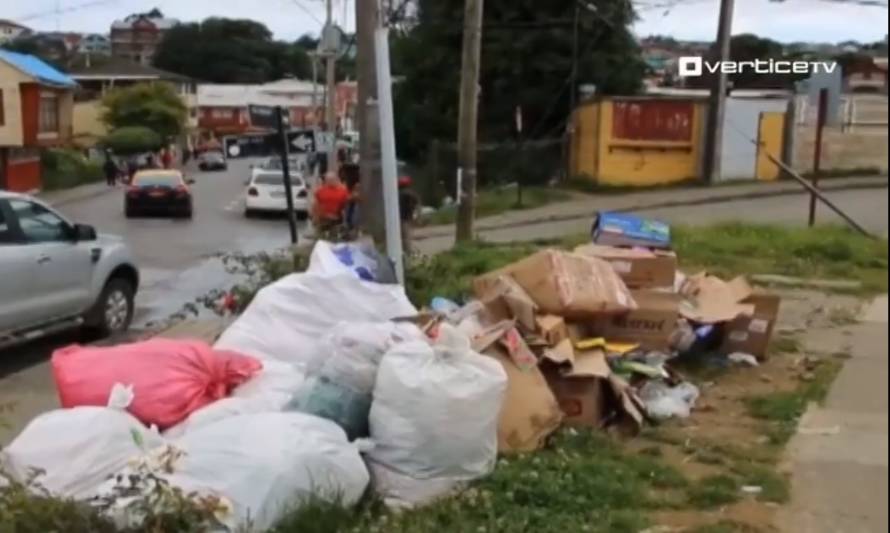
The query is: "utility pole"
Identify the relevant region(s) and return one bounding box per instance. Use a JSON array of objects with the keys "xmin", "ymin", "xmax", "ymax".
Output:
[
  {"xmin": 455, "ymin": 0, "xmax": 484, "ymax": 243},
  {"xmin": 357, "ymin": 0, "xmax": 385, "ymax": 244},
  {"xmin": 701, "ymin": 0, "xmax": 735, "ymax": 183},
  {"xmin": 324, "ymin": 0, "xmax": 338, "ymax": 173}
]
